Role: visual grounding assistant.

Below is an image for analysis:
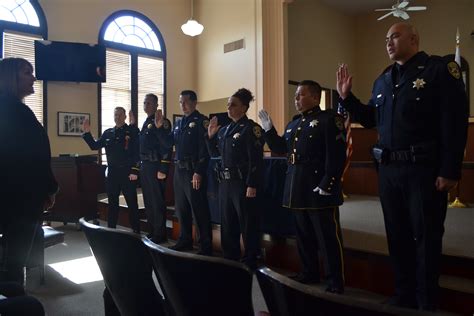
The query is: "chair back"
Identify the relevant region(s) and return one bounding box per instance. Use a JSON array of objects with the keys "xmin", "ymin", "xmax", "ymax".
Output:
[
  {"xmin": 256, "ymin": 267, "xmax": 433, "ymax": 316},
  {"xmin": 144, "ymin": 239, "xmax": 254, "ymax": 316},
  {"xmin": 80, "ymin": 219, "xmax": 165, "ymax": 316}
]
